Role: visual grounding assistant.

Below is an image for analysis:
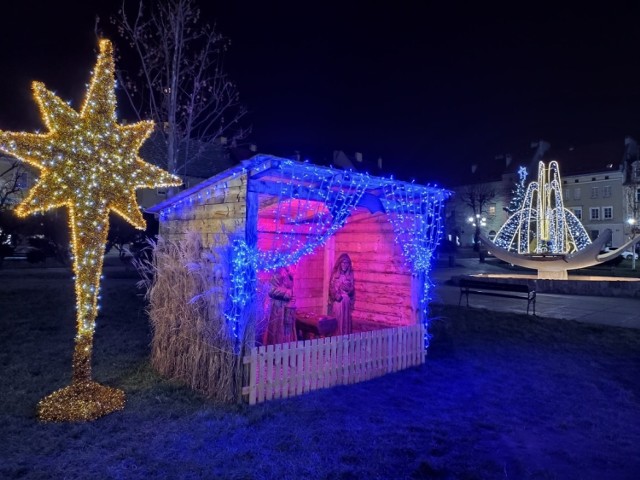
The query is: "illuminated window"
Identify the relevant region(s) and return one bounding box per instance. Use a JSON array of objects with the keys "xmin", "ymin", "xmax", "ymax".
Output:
[
  {"xmin": 488, "ymin": 204, "xmax": 496, "ymax": 216},
  {"xmin": 573, "ymin": 207, "xmax": 582, "ymax": 220},
  {"xmin": 603, "ymin": 206, "xmax": 613, "ymax": 219},
  {"xmin": 590, "ymin": 207, "xmax": 600, "ymax": 220}
]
